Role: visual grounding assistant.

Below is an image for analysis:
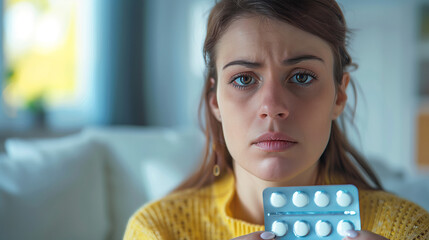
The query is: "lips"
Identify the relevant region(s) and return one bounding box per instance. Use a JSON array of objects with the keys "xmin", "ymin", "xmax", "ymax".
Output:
[{"xmin": 252, "ymin": 132, "xmax": 297, "ymax": 152}]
